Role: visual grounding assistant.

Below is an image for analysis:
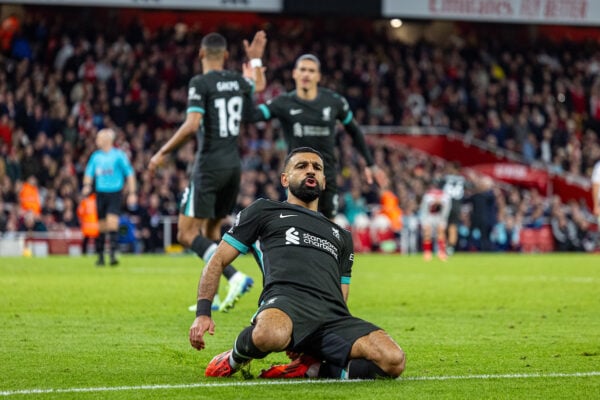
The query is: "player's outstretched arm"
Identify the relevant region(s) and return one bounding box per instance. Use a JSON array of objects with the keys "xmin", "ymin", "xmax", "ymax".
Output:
[
  {"xmin": 189, "ymin": 241, "xmax": 241, "ymax": 351},
  {"xmin": 149, "ymin": 112, "xmax": 201, "ymax": 174}
]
